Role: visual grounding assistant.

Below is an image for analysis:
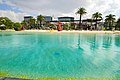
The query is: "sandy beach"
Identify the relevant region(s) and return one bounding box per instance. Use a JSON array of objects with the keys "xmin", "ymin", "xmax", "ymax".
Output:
[
  {"xmin": 21, "ymin": 30, "xmax": 120, "ymax": 34},
  {"xmin": 1, "ymin": 29, "xmax": 120, "ymax": 34}
]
